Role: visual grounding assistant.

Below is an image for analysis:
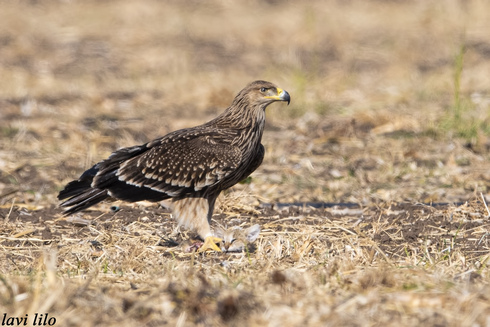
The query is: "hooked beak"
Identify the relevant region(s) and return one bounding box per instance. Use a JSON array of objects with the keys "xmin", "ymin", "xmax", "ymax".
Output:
[{"xmin": 266, "ymin": 87, "xmax": 291, "ymax": 105}]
